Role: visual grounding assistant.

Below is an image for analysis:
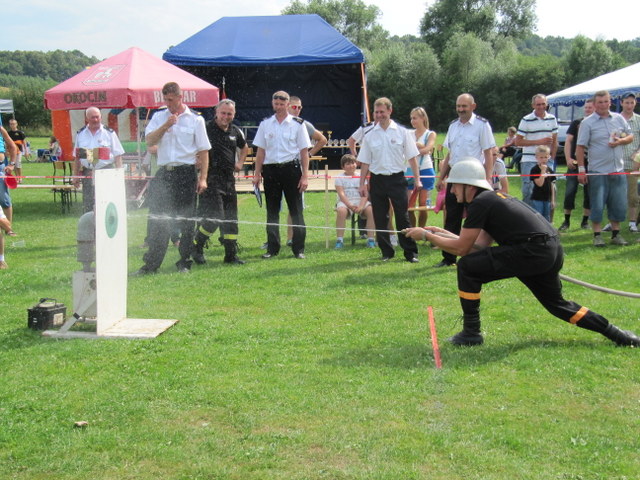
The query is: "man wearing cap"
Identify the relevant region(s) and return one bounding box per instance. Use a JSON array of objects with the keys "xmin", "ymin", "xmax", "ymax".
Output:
[
  {"xmin": 252, "ymin": 91, "xmax": 311, "ymax": 259},
  {"xmin": 620, "ymin": 92, "xmax": 640, "ymax": 233},
  {"xmin": 72, "ymin": 107, "xmax": 124, "ymax": 213},
  {"xmin": 134, "ymin": 82, "xmax": 211, "ymax": 274},
  {"xmin": 404, "ymin": 159, "xmax": 640, "ymax": 348},
  {"xmin": 435, "ymin": 93, "xmax": 495, "ymax": 268},
  {"xmin": 576, "ymin": 90, "xmax": 634, "ymax": 247}
]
